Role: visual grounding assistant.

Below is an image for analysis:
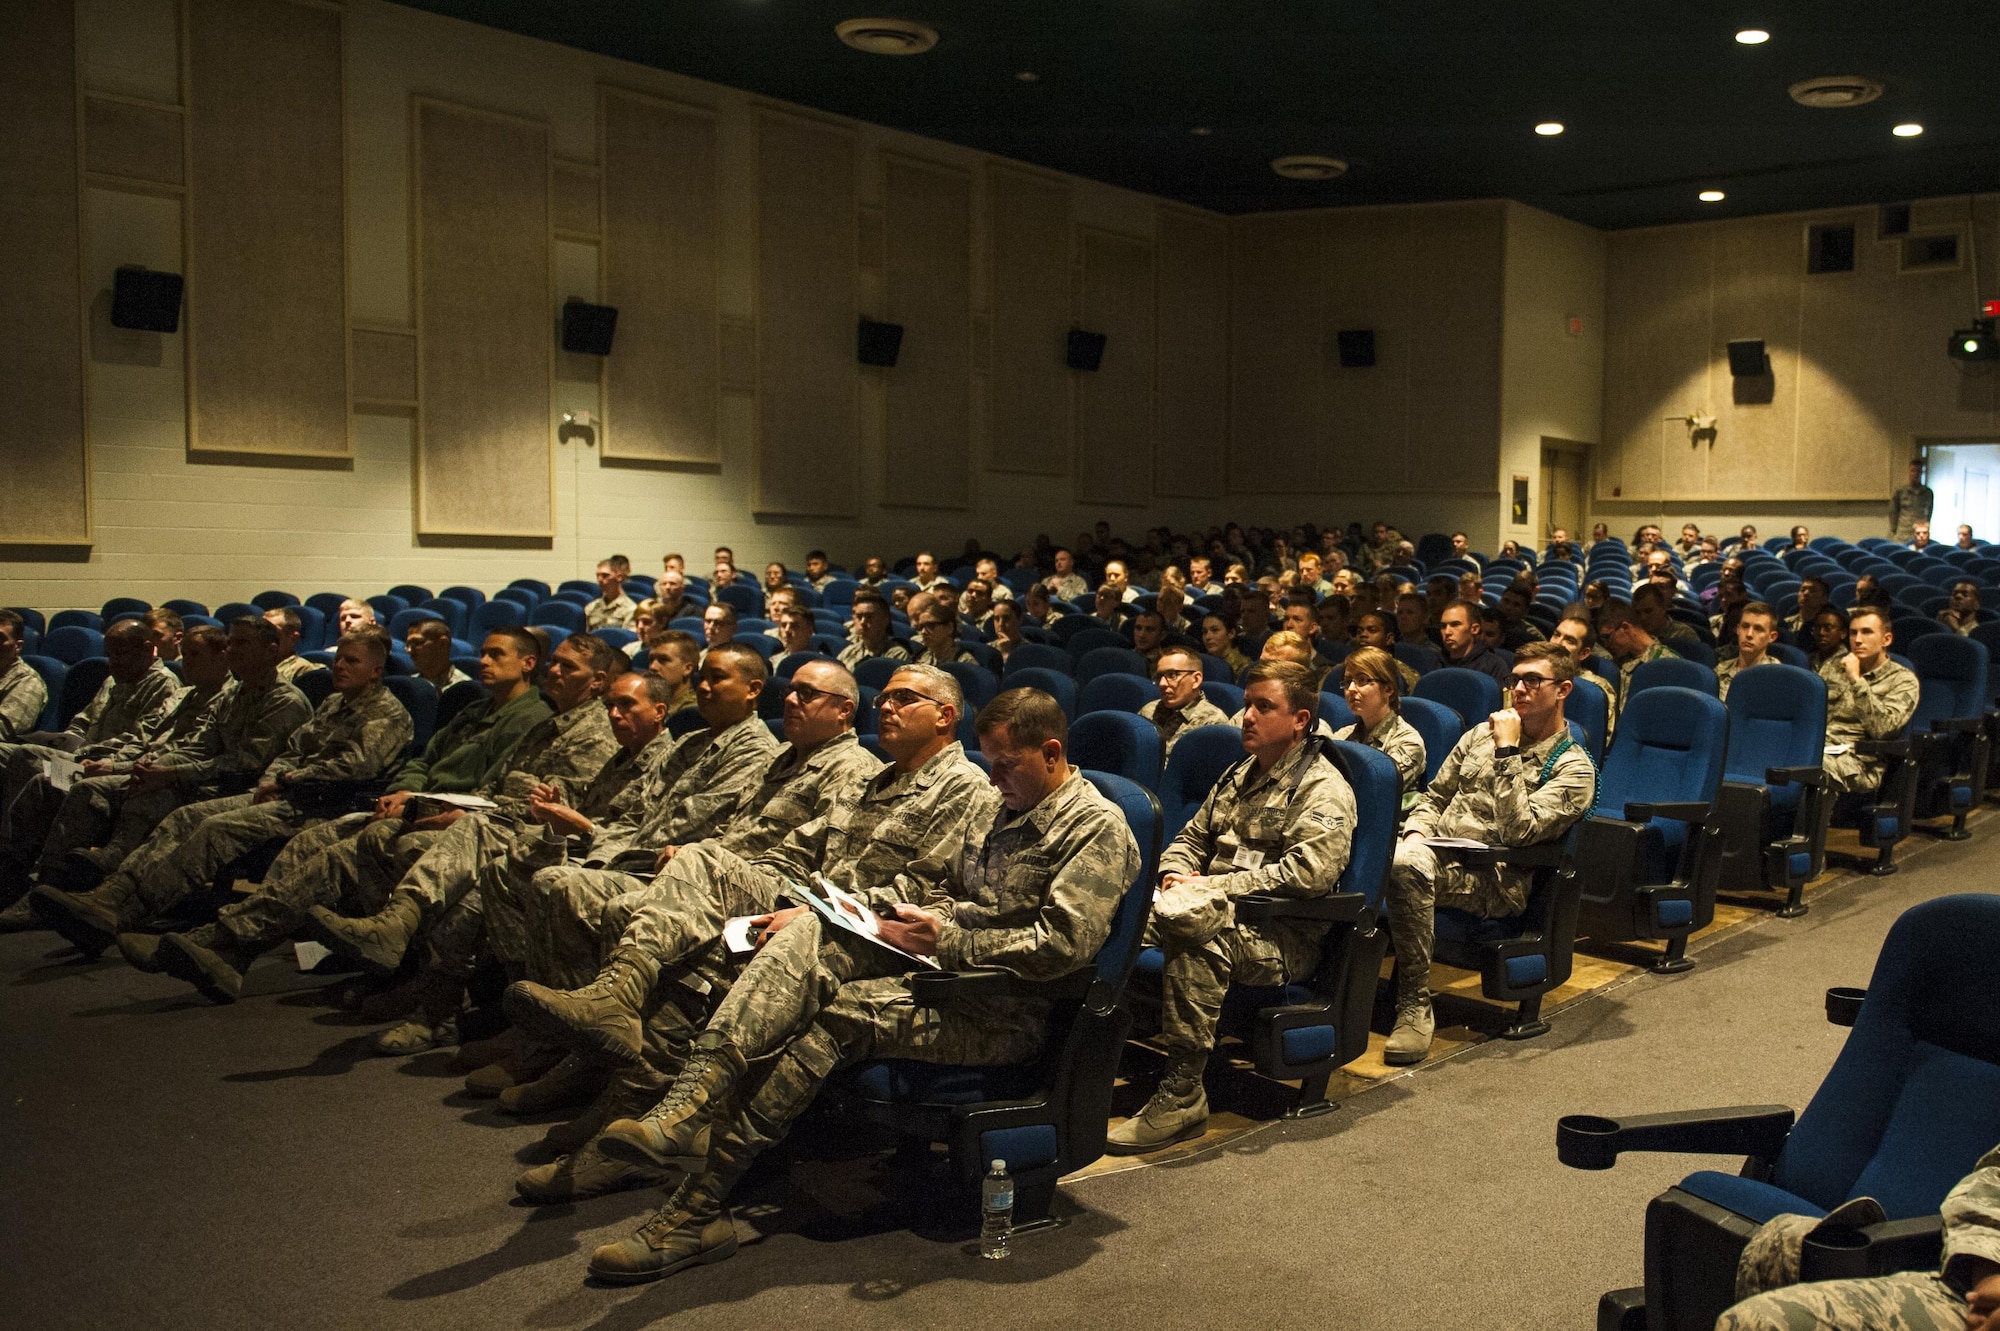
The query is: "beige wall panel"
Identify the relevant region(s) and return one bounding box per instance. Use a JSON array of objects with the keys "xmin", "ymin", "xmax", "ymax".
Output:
[
  {"xmin": 186, "ymin": 0, "xmax": 347, "ymax": 459},
  {"xmin": 1705, "ymin": 216, "xmax": 1799, "ymax": 499},
  {"xmin": 1322, "ymin": 208, "xmax": 1415, "ymax": 488},
  {"xmin": 988, "ymin": 164, "xmax": 1073, "ymax": 475},
  {"xmin": 2, "ymin": 0, "xmax": 90, "ymax": 543},
  {"xmin": 719, "ymin": 319, "xmax": 756, "ymax": 390},
  {"xmin": 600, "ymin": 90, "xmax": 719, "ymax": 465},
  {"xmin": 1403, "ymin": 204, "xmax": 1504, "ymax": 495},
  {"xmin": 754, "ymin": 112, "xmax": 857, "ymax": 517},
  {"xmin": 83, "ymin": 96, "xmax": 184, "ymax": 185},
  {"xmin": 1228, "ymin": 213, "xmax": 1321, "ymax": 493},
  {"xmin": 351, "ymin": 328, "xmax": 416, "ymax": 405},
  {"xmin": 881, "ymin": 156, "xmax": 971, "ymax": 509},
  {"xmin": 552, "ymin": 161, "xmax": 599, "ymax": 236},
  {"xmin": 1796, "ymin": 216, "xmax": 1899, "ymax": 498},
  {"xmin": 1154, "ymin": 208, "xmax": 1227, "ymax": 499},
  {"xmin": 1602, "ymin": 226, "xmax": 1710, "ymax": 504},
  {"xmin": 1074, "ymin": 229, "xmax": 1154, "ymax": 507},
  {"xmin": 415, "ymin": 99, "xmax": 552, "ymax": 536}
]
